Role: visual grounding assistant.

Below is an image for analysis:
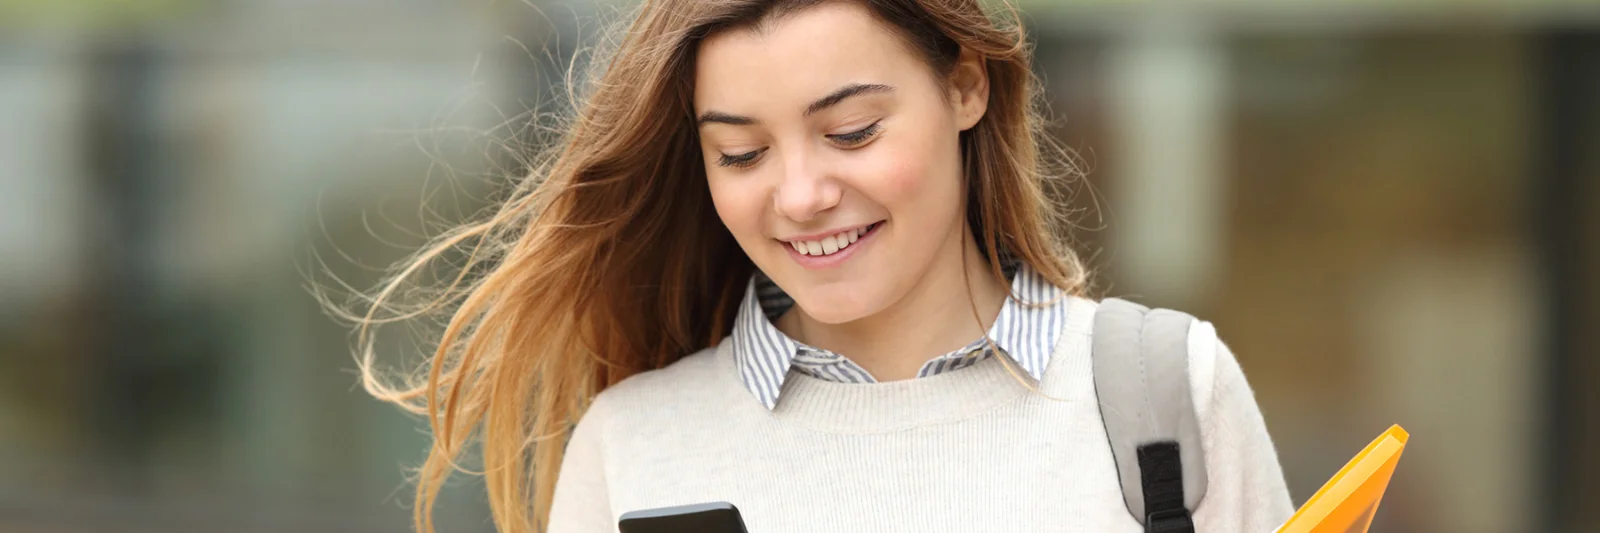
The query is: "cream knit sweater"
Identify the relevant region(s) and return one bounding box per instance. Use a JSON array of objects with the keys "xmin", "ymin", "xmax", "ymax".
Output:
[{"xmin": 549, "ymin": 297, "xmax": 1294, "ymax": 532}]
